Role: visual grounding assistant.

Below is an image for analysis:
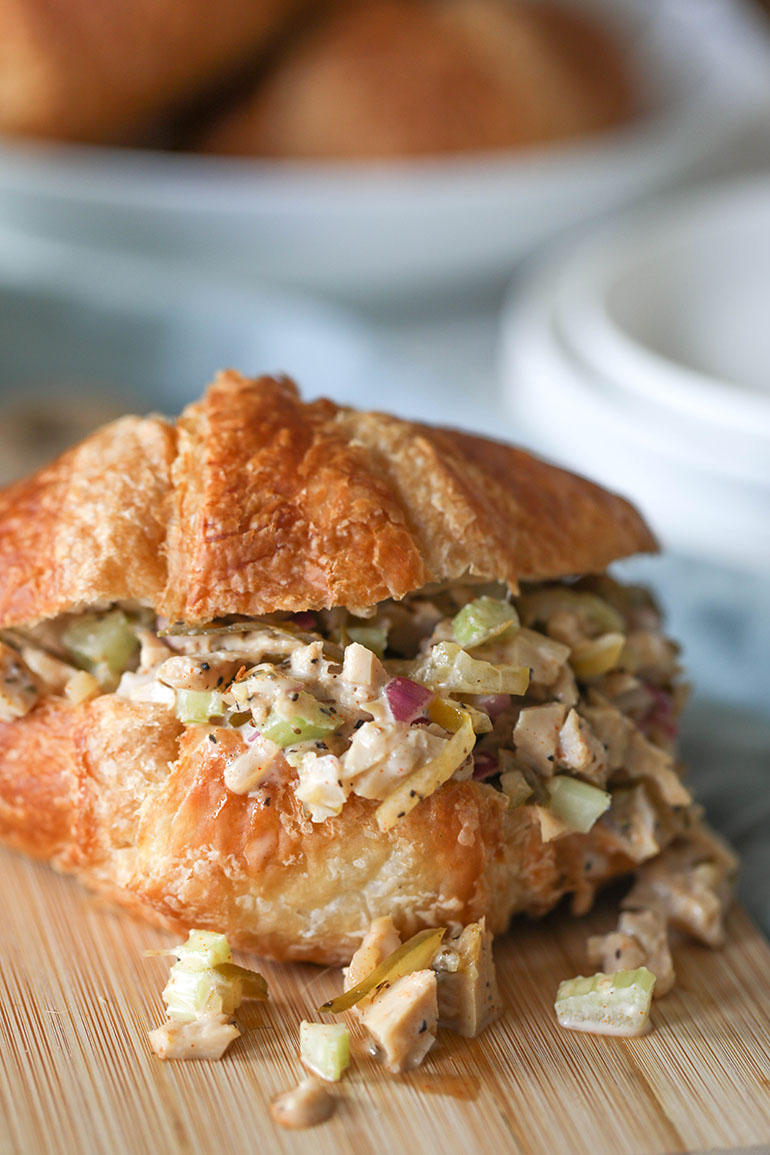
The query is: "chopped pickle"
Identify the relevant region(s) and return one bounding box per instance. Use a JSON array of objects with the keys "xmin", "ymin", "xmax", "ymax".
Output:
[
  {"xmin": 570, "ymin": 633, "xmax": 626, "ymax": 680},
  {"xmin": 262, "ymin": 691, "xmax": 340, "ymax": 748},
  {"xmin": 61, "ymin": 609, "xmax": 138, "ymax": 681},
  {"xmin": 427, "ymin": 696, "xmax": 468, "ymax": 733},
  {"xmin": 499, "ymin": 768, "xmax": 533, "ymax": 808},
  {"xmin": 214, "ymin": 963, "xmax": 269, "ymax": 1002},
  {"xmin": 555, "ymin": 967, "xmax": 656, "ymax": 1036},
  {"xmin": 375, "ymin": 712, "xmax": 475, "ymax": 831},
  {"xmin": 416, "ymin": 642, "xmax": 530, "ymax": 696},
  {"xmin": 518, "ymin": 589, "xmax": 624, "ymax": 635},
  {"xmin": 547, "ymin": 775, "xmax": 611, "ymax": 834},
  {"xmin": 452, "ymin": 597, "xmax": 519, "ymax": 649},
  {"xmin": 300, "ymin": 1021, "xmax": 350, "ymax": 1082},
  {"xmin": 176, "ymin": 689, "xmax": 225, "ymax": 724},
  {"xmin": 320, "ymin": 928, "xmax": 446, "ymax": 1014}
]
